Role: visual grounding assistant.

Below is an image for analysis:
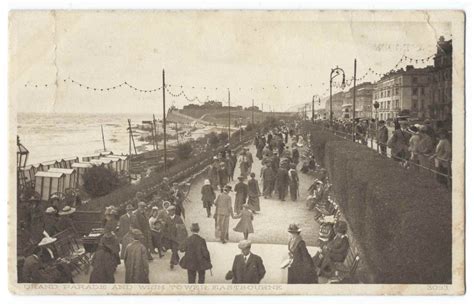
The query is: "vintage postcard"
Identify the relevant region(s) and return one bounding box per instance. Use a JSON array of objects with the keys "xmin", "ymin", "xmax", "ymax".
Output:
[{"xmin": 8, "ymin": 10, "xmax": 465, "ymax": 295}]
